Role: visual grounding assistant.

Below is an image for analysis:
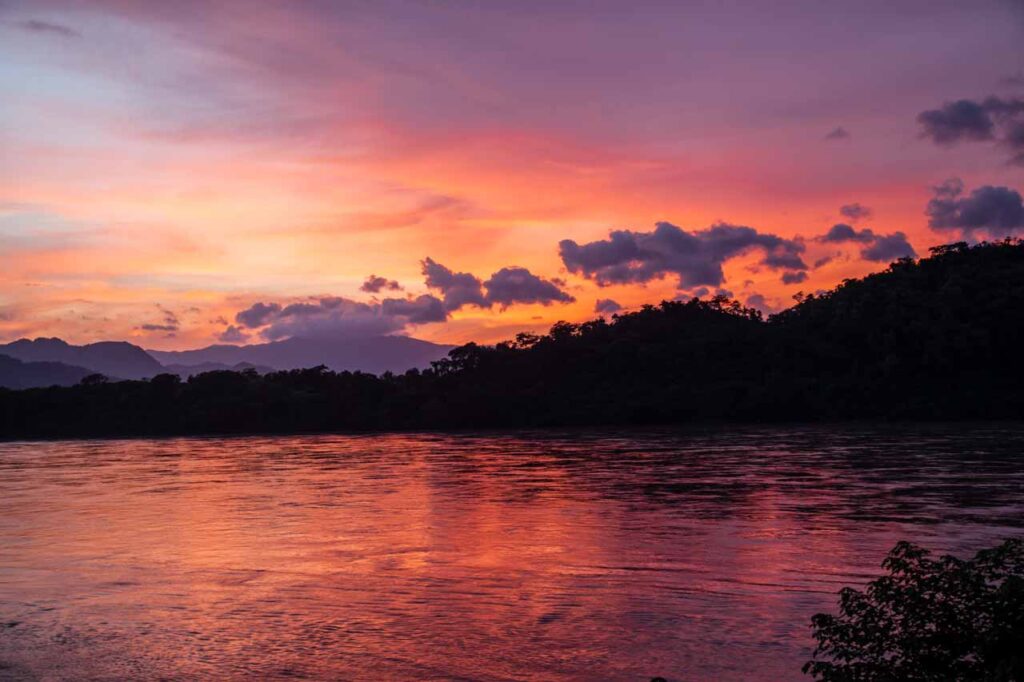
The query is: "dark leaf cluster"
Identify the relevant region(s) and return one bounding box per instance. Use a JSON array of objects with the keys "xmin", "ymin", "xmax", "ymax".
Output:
[{"xmin": 804, "ymin": 538, "xmax": 1024, "ymax": 681}]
